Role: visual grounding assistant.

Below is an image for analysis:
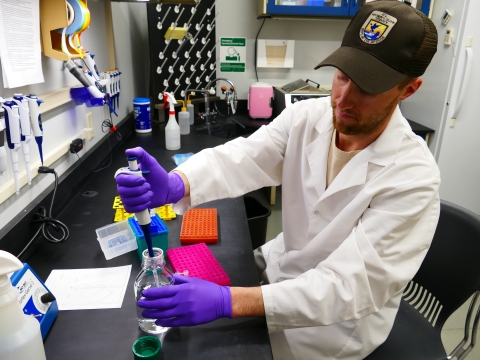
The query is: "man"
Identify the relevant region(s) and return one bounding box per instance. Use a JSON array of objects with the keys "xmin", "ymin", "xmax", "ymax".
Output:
[{"xmin": 116, "ymin": 1, "xmax": 440, "ymax": 358}]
